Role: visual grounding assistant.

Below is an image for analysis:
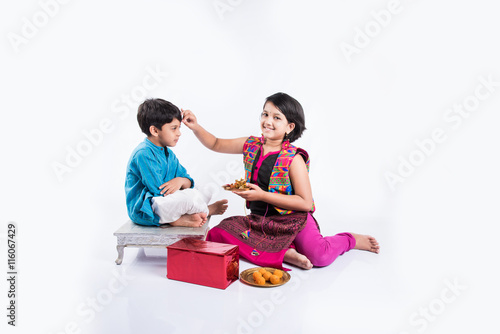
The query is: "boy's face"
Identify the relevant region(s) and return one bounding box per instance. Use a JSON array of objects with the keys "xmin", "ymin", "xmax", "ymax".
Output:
[{"xmin": 151, "ymin": 118, "xmax": 182, "ymax": 147}]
